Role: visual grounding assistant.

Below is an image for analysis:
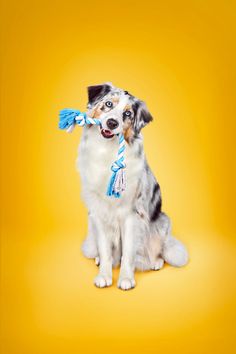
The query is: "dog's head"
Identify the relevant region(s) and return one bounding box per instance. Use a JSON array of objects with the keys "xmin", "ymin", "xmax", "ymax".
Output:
[{"xmin": 86, "ymin": 82, "xmax": 153, "ymax": 142}]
